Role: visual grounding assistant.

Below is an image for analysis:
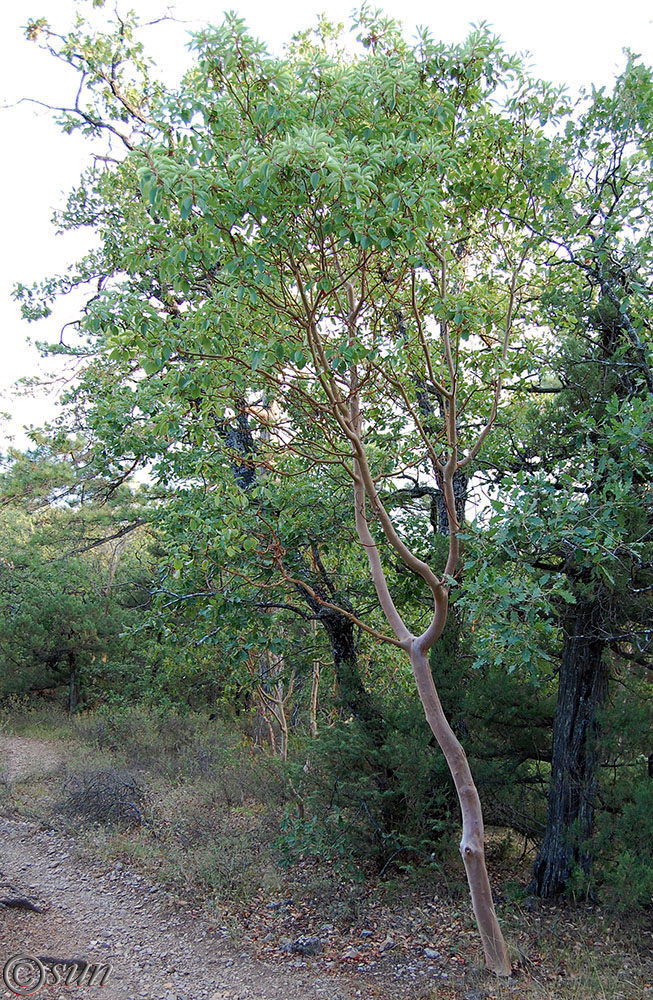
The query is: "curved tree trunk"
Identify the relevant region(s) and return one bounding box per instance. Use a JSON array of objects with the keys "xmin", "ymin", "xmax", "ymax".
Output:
[
  {"xmin": 529, "ymin": 599, "xmax": 608, "ymax": 897},
  {"xmin": 411, "ymin": 643, "xmax": 511, "ymax": 976},
  {"xmin": 346, "ymin": 291, "xmax": 512, "ymax": 975}
]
